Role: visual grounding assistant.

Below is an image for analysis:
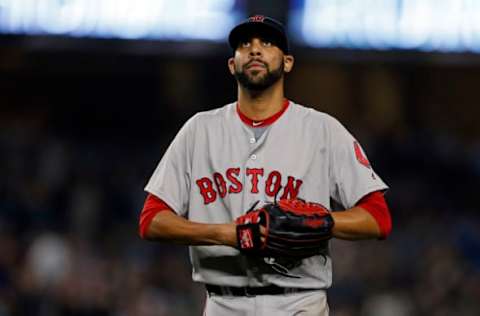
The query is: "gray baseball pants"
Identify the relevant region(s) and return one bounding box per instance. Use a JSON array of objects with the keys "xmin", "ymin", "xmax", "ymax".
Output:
[{"xmin": 203, "ymin": 289, "xmax": 329, "ymax": 316}]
